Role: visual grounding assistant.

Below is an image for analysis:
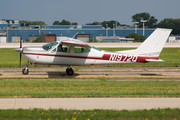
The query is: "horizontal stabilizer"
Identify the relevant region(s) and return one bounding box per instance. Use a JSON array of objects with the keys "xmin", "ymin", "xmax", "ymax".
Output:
[{"xmin": 145, "ymin": 59, "xmax": 164, "ymax": 62}]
